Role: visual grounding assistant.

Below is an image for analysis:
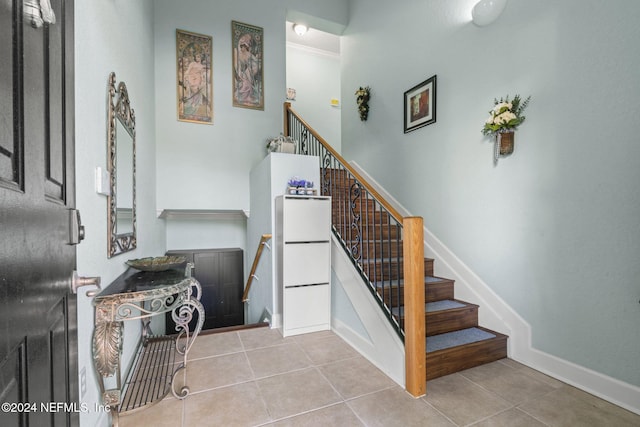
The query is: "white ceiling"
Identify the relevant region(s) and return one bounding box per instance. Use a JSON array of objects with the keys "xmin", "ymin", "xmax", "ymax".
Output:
[{"xmin": 285, "ymin": 21, "xmax": 340, "ymax": 55}]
